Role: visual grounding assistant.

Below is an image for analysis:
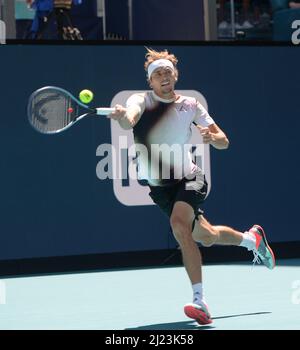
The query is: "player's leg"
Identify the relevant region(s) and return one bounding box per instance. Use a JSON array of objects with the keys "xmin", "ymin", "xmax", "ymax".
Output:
[
  {"xmin": 192, "ymin": 218, "xmax": 275, "ymax": 269},
  {"xmin": 149, "ymin": 183, "xmax": 208, "ymax": 304},
  {"xmin": 170, "ymin": 170, "xmax": 214, "ymax": 324},
  {"xmin": 170, "ymin": 201, "xmax": 212, "ymax": 325},
  {"xmin": 170, "ymin": 201, "xmax": 202, "ymax": 285},
  {"xmin": 192, "ymin": 216, "xmax": 243, "ymax": 246}
]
